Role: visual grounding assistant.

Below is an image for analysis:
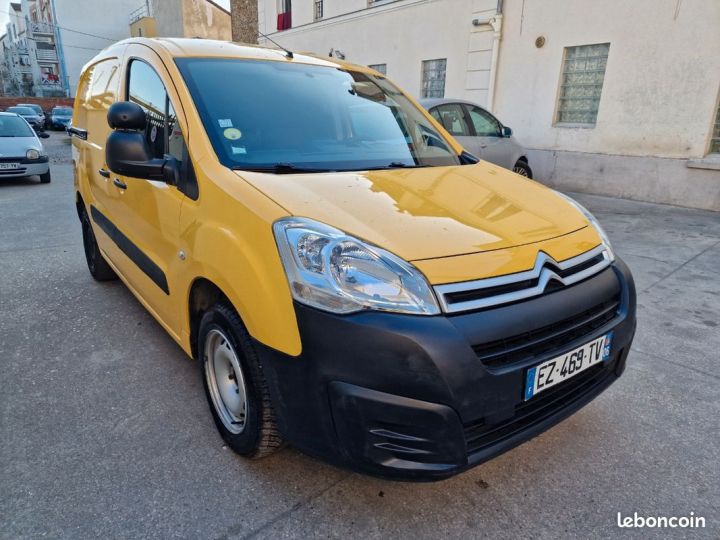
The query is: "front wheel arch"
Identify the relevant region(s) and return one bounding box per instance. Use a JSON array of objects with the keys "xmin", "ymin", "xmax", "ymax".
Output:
[{"xmin": 188, "ymin": 277, "xmax": 232, "ymax": 360}]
